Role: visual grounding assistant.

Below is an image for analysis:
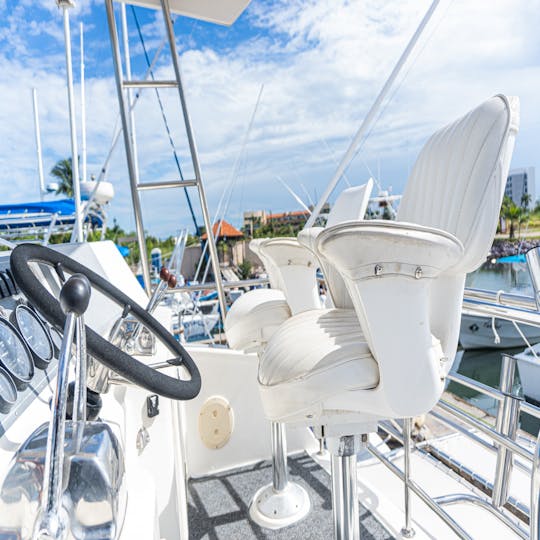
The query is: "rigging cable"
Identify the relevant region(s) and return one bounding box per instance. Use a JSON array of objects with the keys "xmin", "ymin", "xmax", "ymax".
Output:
[
  {"xmin": 349, "ymin": 0, "xmax": 455, "ymax": 171},
  {"xmin": 131, "ymin": 6, "xmax": 200, "ymax": 235},
  {"xmin": 196, "ymin": 85, "xmax": 265, "ymax": 284}
]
